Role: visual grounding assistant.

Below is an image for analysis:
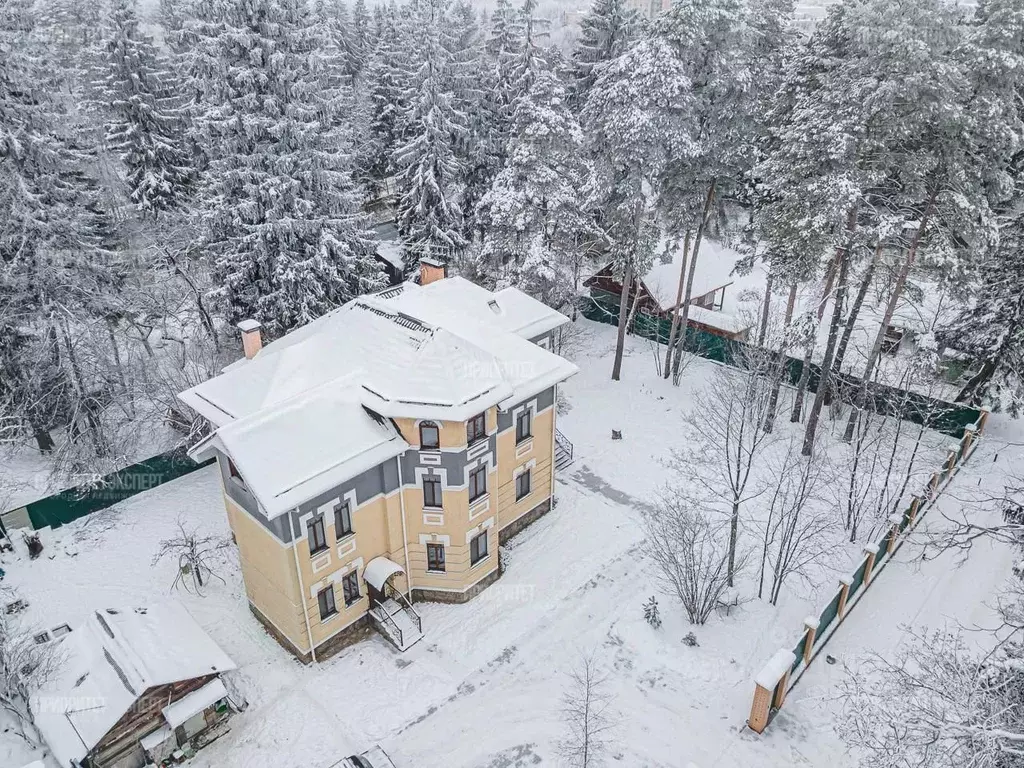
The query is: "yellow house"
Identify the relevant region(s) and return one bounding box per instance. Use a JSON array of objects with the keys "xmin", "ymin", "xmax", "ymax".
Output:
[{"xmin": 179, "ymin": 265, "xmax": 577, "ymax": 662}]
